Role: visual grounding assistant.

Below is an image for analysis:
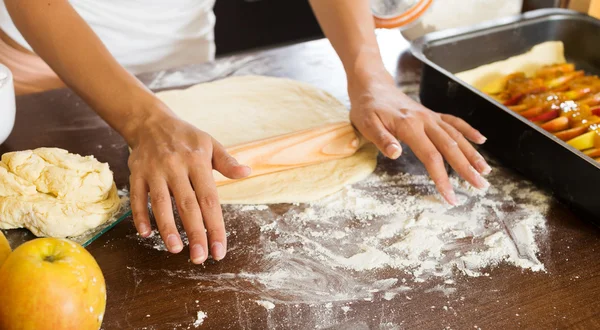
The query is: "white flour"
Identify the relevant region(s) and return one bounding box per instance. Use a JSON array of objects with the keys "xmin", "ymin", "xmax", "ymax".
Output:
[
  {"xmin": 192, "ymin": 311, "xmax": 207, "ymax": 328},
  {"xmin": 255, "ymin": 300, "xmax": 276, "ymax": 310},
  {"xmin": 134, "ymin": 157, "xmax": 551, "ymax": 307},
  {"xmin": 257, "ymin": 170, "xmax": 548, "ymax": 280}
]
